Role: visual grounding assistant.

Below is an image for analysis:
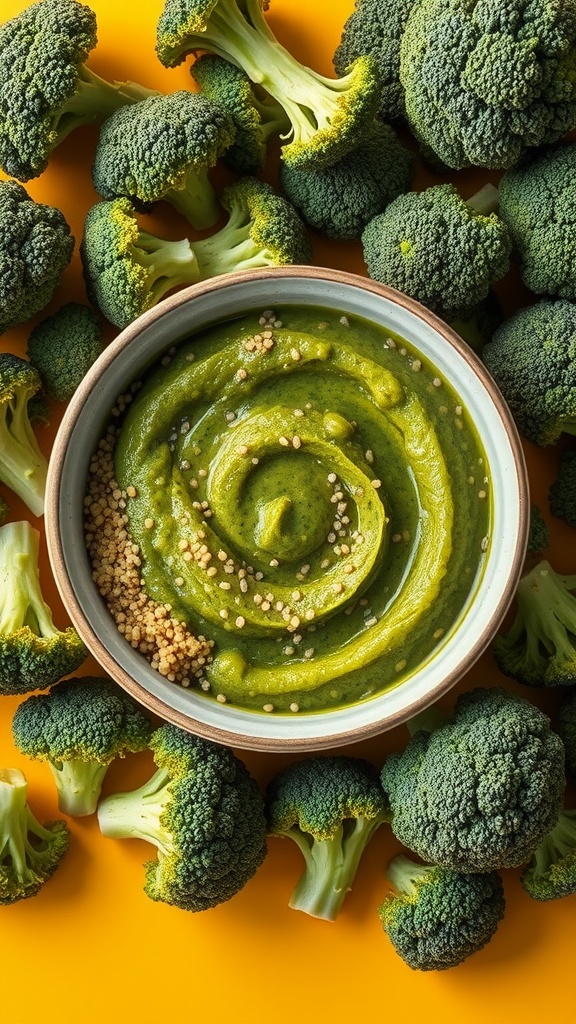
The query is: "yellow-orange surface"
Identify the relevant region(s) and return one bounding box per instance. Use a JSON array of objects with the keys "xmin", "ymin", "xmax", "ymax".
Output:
[{"xmin": 0, "ymin": 1, "xmax": 574, "ymax": 1022}]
